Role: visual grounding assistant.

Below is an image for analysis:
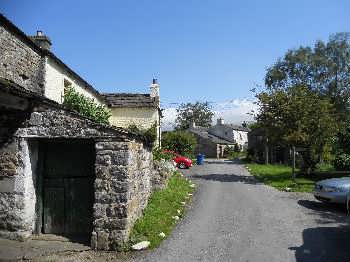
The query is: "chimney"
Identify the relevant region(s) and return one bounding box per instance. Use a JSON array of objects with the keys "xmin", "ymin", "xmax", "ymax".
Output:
[
  {"xmin": 189, "ymin": 121, "xmax": 196, "ymax": 129},
  {"xmin": 30, "ymin": 30, "xmax": 52, "ymax": 50},
  {"xmin": 217, "ymin": 118, "xmax": 224, "ymax": 125},
  {"xmin": 150, "ymin": 78, "xmax": 160, "ymax": 98}
]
